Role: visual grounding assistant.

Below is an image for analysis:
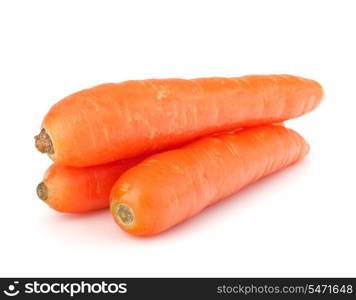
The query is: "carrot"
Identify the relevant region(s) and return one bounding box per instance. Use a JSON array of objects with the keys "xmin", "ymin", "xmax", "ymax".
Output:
[
  {"xmin": 37, "ymin": 157, "xmax": 142, "ymax": 213},
  {"xmin": 110, "ymin": 125, "xmax": 309, "ymax": 236},
  {"xmin": 273, "ymin": 122, "xmax": 285, "ymax": 127},
  {"xmin": 35, "ymin": 75, "xmax": 322, "ymax": 167}
]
